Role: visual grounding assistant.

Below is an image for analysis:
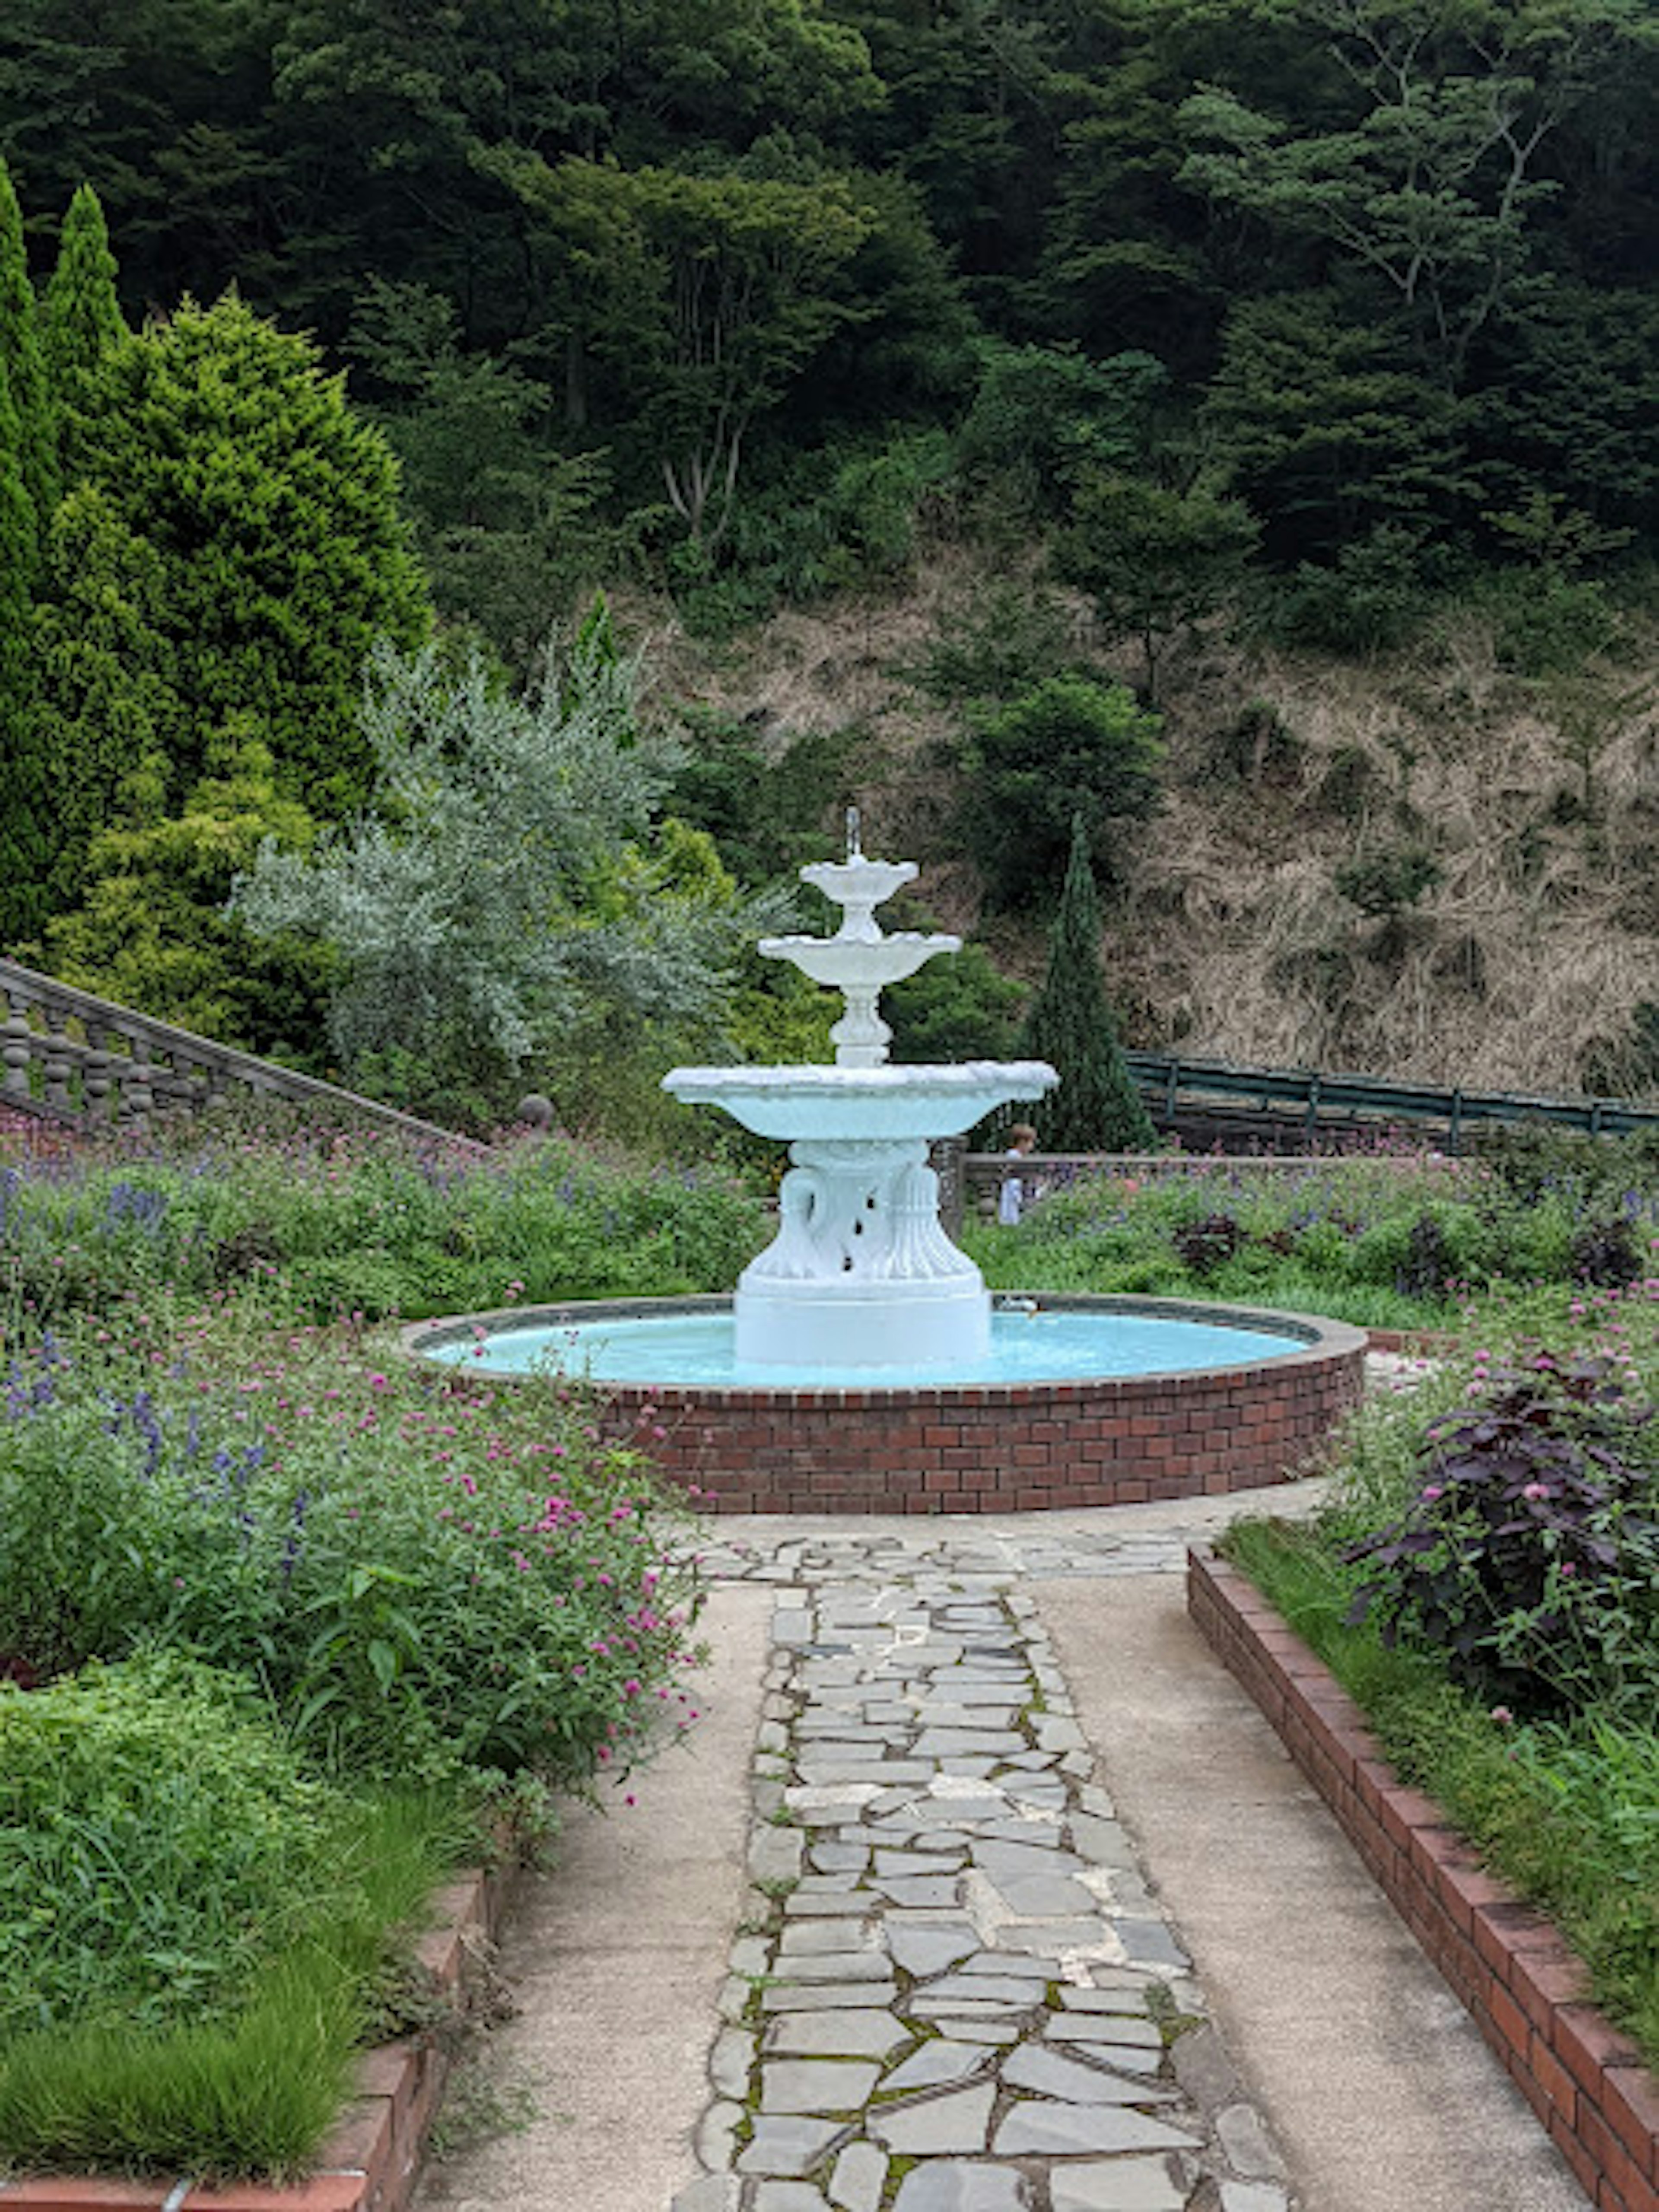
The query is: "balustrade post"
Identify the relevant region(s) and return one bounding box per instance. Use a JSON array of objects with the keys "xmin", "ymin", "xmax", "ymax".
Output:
[
  {"xmin": 123, "ymin": 1036, "xmax": 155, "ymax": 1130},
  {"xmin": 42, "ymin": 1009, "xmax": 73, "ymax": 1116},
  {"xmin": 2, "ymin": 997, "xmax": 32, "ymax": 1106},
  {"xmin": 83, "ymin": 1027, "xmax": 112, "ymax": 1123}
]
